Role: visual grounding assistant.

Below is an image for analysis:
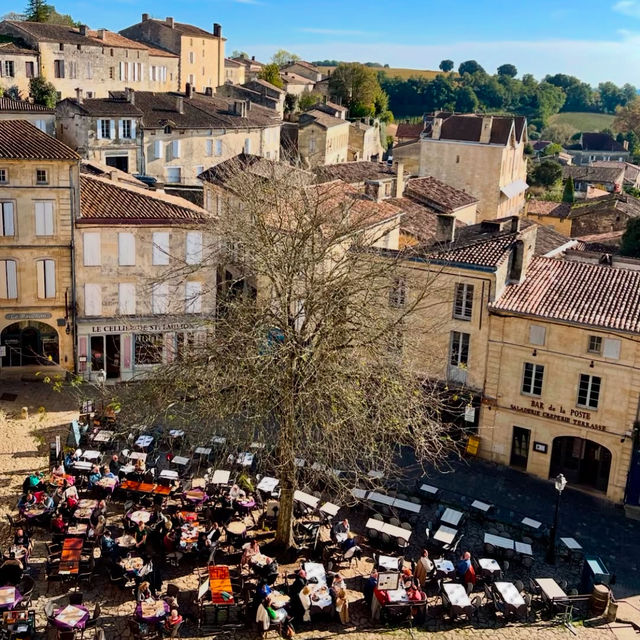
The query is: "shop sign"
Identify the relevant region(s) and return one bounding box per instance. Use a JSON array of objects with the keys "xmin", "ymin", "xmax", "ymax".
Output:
[
  {"xmin": 5, "ymin": 313, "xmax": 52, "ymax": 320},
  {"xmin": 509, "ymin": 399, "xmax": 609, "ymax": 433},
  {"xmin": 89, "ymin": 322, "xmax": 193, "ymax": 334}
]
